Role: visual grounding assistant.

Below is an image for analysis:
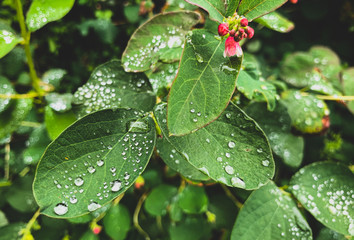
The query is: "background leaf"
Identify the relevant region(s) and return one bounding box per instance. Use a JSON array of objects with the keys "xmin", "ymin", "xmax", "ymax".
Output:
[
  {"xmin": 0, "ymin": 29, "xmax": 21, "ymax": 59},
  {"xmin": 167, "ymin": 29, "xmax": 242, "ymax": 136},
  {"xmin": 254, "ymin": 11, "xmax": 294, "ymax": 33},
  {"xmin": 26, "ymin": 0, "xmax": 75, "ymax": 32},
  {"xmin": 0, "ymin": 76, "xmax": 15, "ymax": 113},
  {"xmin": 341, "ymin": 67, "xmax": 354, "ymax": 114},
  {"xmin": 122, "ymin": 11, "xmax": 200, "ymax": 72},
  {"xmin": 185, "ymin": 0, "xmax": 225, "ymax": 22},
  {"xmin": 237, "ymin": 0, "xmax": 287, "ymax": 21},
  {"xmin": 178, "ymin": 185, "xmax": 208, "ymax": 214},
  {"xmin": 290, "ymin": 162, "xmax": 354, "ymax": 236},
  {"xmin": 44, "ymin": 106, "xmax": 77, "ymax": 140},
  {"xmin": 33, "ymin": 108, "xmax": 156, "ymax": 218},
  {"xmin": 231, "ymin": 181, "xmax": 313, "ymax": 240},
  {"xmin": 103, "ymin": 204, "xmax": 131, "ymax": 240},
  {"xmin": 144, "ymin": 184, "xmax": 178, "ymax": 216},
  {"xmin": 156, "ymin": 102, "xmax": 274, "ymax": 190}
]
